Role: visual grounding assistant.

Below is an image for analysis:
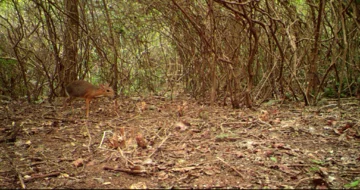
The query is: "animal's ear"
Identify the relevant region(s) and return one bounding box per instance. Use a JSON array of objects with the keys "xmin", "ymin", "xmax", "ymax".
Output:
[{"xmin": 100, "ymin": 83, "xmax": 110, "ymax": 89}]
